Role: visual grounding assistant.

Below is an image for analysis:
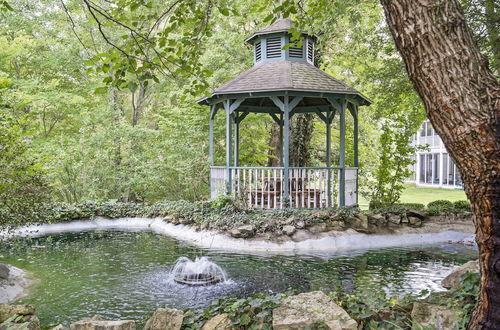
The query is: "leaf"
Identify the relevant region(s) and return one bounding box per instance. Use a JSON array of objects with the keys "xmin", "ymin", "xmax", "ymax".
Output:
[
  {"xmin": 218, "ymin": 7, "xmax": 229, "ymax": 16},
  {"xmin": 94, "ymin": 87, "xmax": 108, "ymax": 94},
  {"xmin": 128, "ymin": 82, "xmax": 138, "ymax": 93}
]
